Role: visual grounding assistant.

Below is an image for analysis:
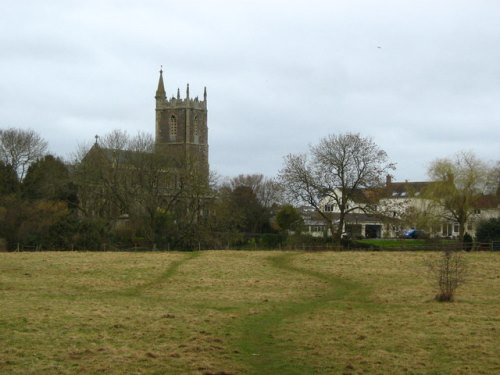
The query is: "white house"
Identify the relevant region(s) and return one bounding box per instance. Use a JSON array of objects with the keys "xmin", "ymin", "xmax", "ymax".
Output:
[{"xmin": 301, "ymin": 175, "xmax": 500, "ymax": 239}]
